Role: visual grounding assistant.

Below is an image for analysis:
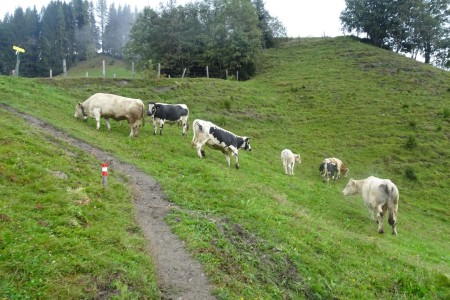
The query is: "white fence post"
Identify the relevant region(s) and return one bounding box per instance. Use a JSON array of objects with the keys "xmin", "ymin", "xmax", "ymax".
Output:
[{"xmin": 63, "ymin": 59, "xmax": 67, "ymax": 78}]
